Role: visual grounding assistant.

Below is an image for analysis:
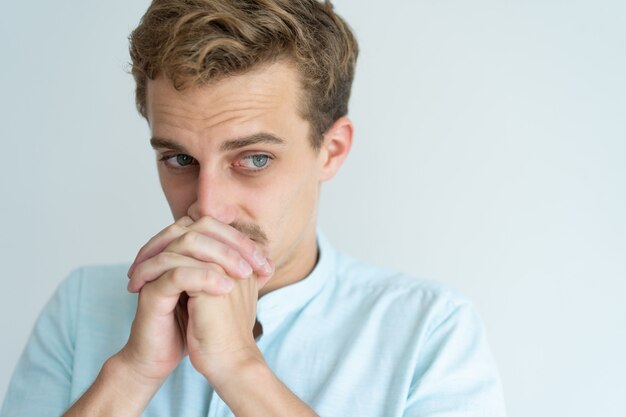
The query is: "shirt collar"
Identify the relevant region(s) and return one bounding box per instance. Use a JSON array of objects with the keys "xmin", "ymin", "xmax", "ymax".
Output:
[{"xmin": 256, "ymin": 230, "xmax": 335, "ymax": 326}]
